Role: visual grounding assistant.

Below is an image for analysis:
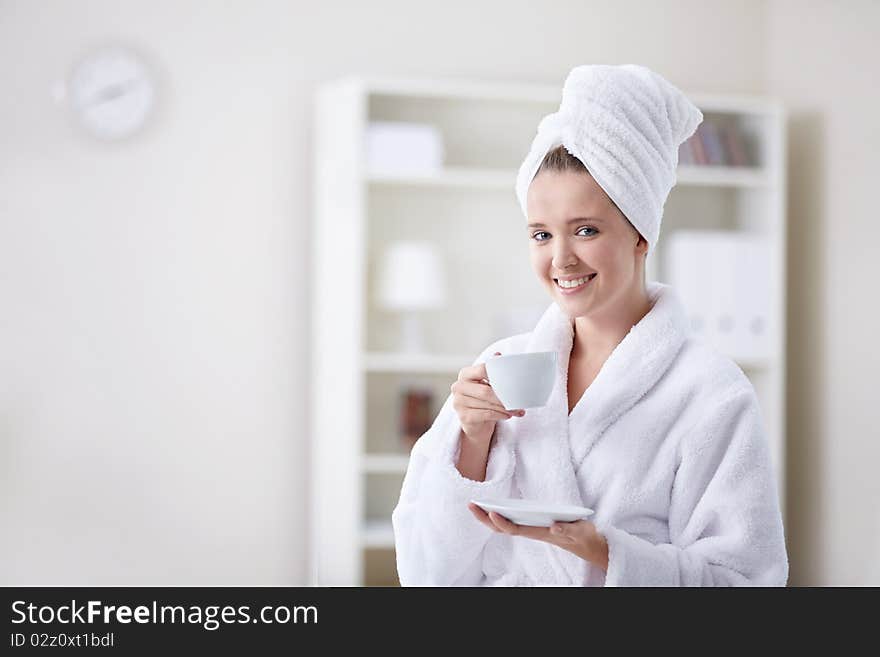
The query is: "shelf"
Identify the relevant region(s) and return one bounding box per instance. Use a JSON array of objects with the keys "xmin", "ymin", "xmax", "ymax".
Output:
[
  {"xmin": 363, "ymin": 453, "xmax": 410, "ymax": 473},
  {"xmin": 366, "ymin": 350, "xmax": 770, "ymax": 374},
  {"xmin": 362, "ymin": 76, "xmax": 560, "ymax": 103},
  {"xmin": 676, "ymin": 165, "xmax": 772, "ymax": 188},
  {"xmin": 733, "ymin": 356, "xmax": 773, "ymax": 371},
  {"xmin": 314, "ymin": 75, "xmax": 787, "ymax": 585},
  {"xmin": 363, "ymin": 519, "xmax": 395, "ymax": 548},
  {"xmin": 367, "ymin": 166, "xmax": 513, "ymax": 189},
  {"xmin": 361, "ymin": 77, "xmax": 783, "ymax": 117},
  {"xmin": 364, "ymin": 352, "xmax": 473, "ymax": 373},
  {"xmin": 367, "ymin": 164, "xmax": 772, "ymax": 191}
]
